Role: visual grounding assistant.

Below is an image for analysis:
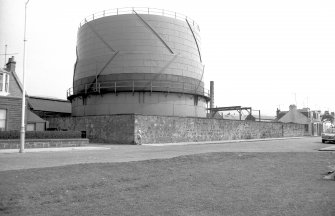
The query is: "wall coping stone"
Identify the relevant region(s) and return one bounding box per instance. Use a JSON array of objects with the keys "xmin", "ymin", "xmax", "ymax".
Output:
[{"xmin": 134, "ymin": 114, "xmax": 305, "ymax": 125}]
